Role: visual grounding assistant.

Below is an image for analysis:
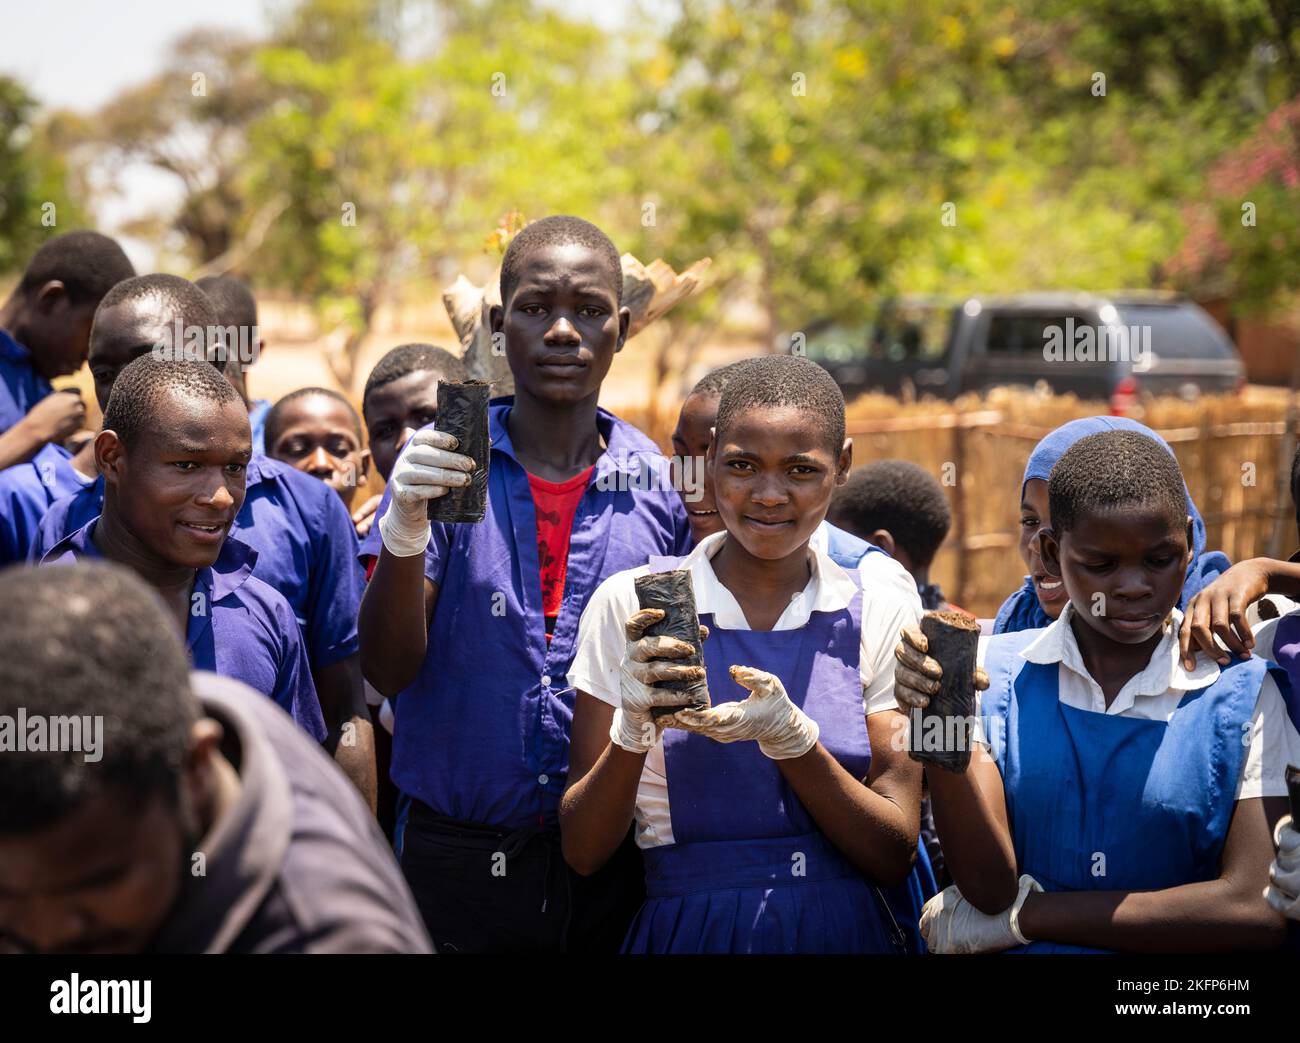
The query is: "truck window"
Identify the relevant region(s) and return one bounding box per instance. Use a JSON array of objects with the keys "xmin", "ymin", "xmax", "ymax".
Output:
[
  {"xmin": 869, "ymin": 305, "xmax": 950, "ymax": 362},
  {"xmin": 1115, "ymin": 304, "xmax": 1234, "ymax": 360},
  {"xmin": 985, "ymin": 313, "xmax": 1094, "ymax": 355}
]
